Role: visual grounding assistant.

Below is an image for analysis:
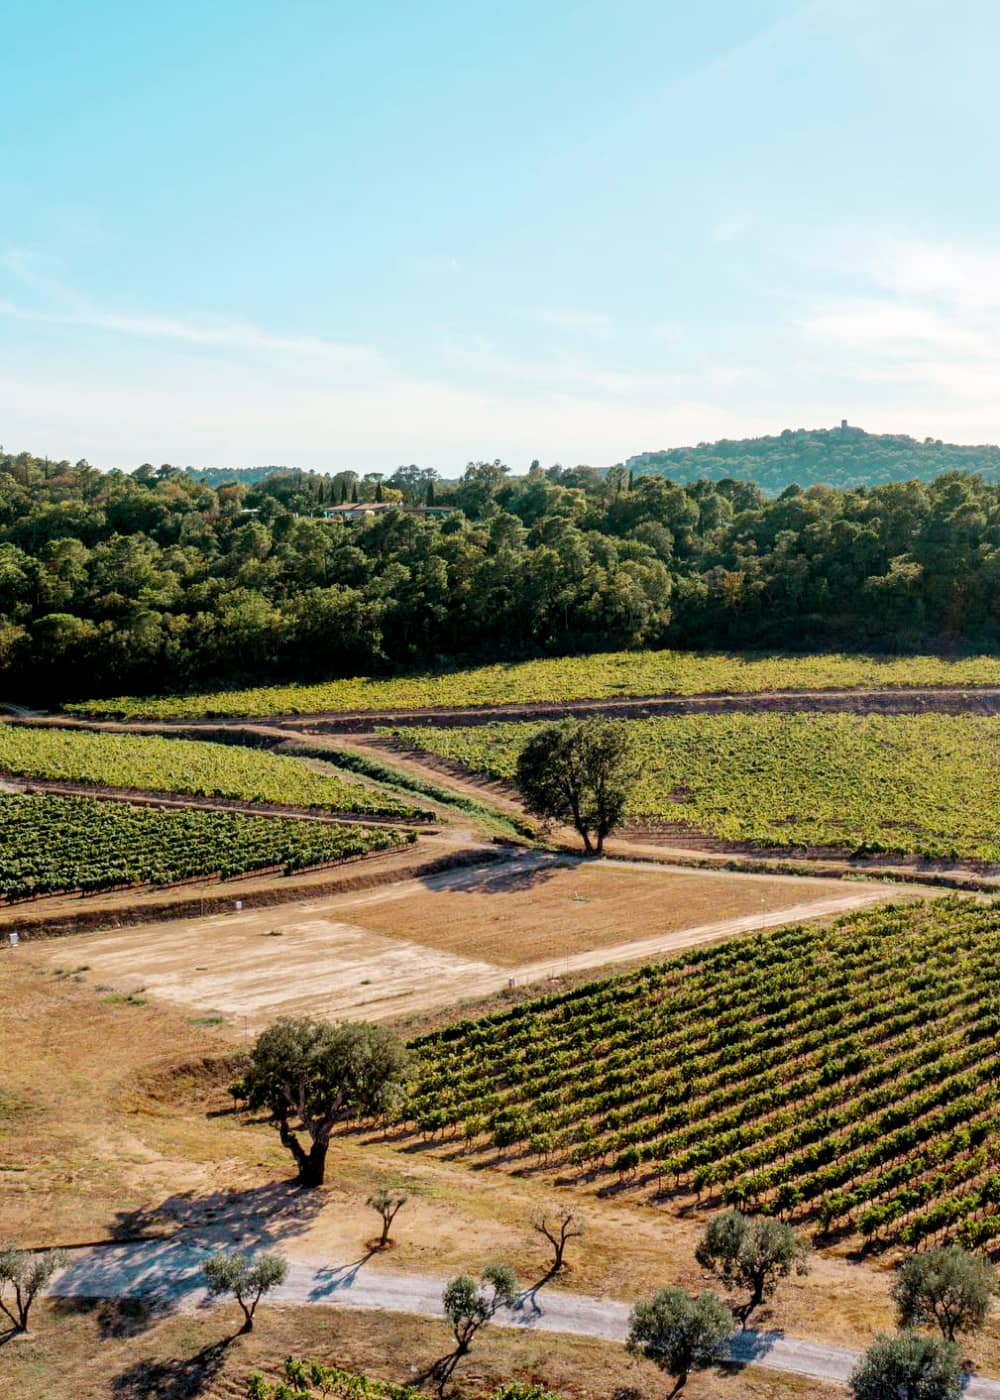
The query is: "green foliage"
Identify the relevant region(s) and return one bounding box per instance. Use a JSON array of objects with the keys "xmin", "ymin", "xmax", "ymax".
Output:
[
  {"xmin": 244, "ymin": 1359, "xmax": 427, "ymax": 1399},
  {"xmin": 246, "ymin": 1018, "xmax": 409, "ymax": 1186},
  {"xmin": 203, "ymin": 1250, "xmax": 288, "ymax": 1332},
  {"xmin": 514, "ymin": 718, "xmax": 635, "ymax": 854},
  {"xmin": 626, "ymin": 1286, "xmax": 731, "ymax": 1387},
  {"xmin": 391, "ymin": 711, "xmax": 1000, "ymax": 861},
  {"xmin": 849, "ymin": 1330, "xmax": 962, "ymax": 1400},
  {"xmin": 625, "ymin": 425, "xmax": 1000, "ymax": 493},
  {"xmin": 891, "ymin": 1245, "xmax": 995, "ymax": 1341},
  {"xmin": 407, "ymin": 899, "xmax": 1000, "ymax": 1248},
  {"xmin": 0, "ymin": 793, "xmax": 406, "ymax": 900},
  {"xmin": 73, "ymin": 650, "xmax": 1000, "ymax": 721},
  {"xmin": 0, "ymin": 1243, "xmax": 68, "ymax": 1331},
  {"xmin": 695, "ymin": 1210, "xmax": 809, "ymax": 1317},
  {"xmin": 0, "ymin": 725, "xmax": 420, "ymax": 817}
]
